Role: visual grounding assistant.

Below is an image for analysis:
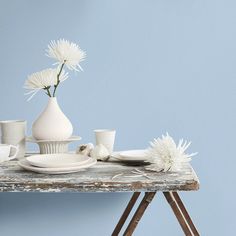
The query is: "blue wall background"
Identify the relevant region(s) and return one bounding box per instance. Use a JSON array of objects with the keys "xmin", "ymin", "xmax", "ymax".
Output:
[{"xmin": 0, "ymin": 0, "xmax": 234, "ymax": 235}]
